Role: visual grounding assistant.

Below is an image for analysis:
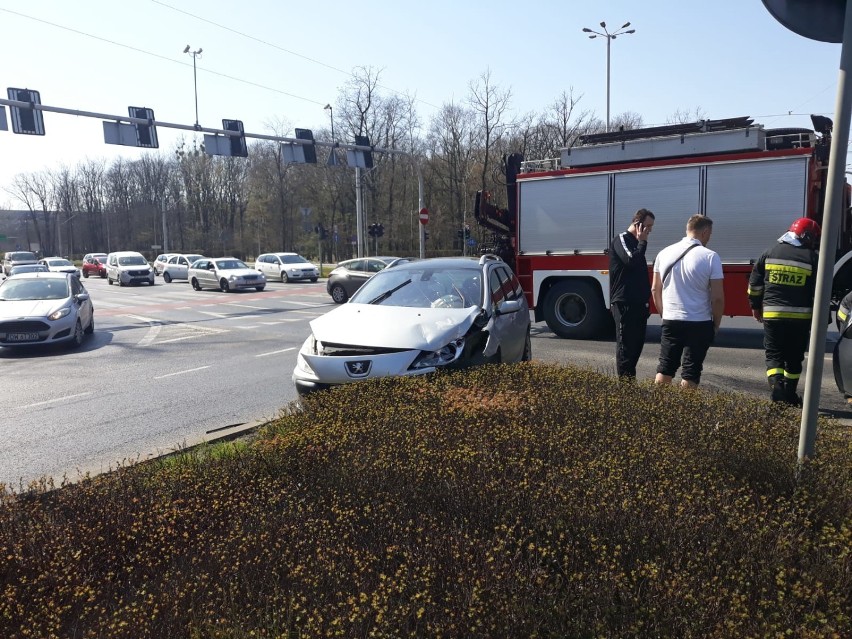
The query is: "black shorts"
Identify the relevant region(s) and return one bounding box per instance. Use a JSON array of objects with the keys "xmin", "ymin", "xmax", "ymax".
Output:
[{"xmin": 656, "ymin": 320, "xmax": 715, "ymax": 383}]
